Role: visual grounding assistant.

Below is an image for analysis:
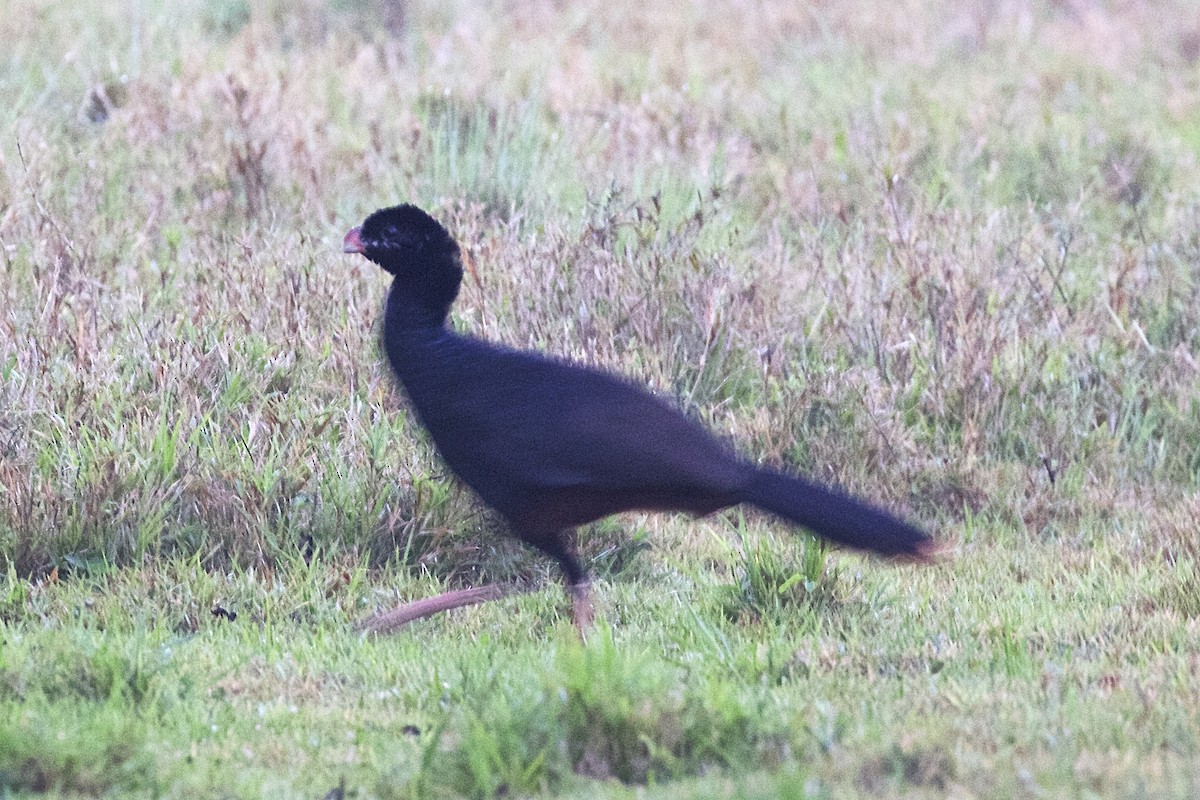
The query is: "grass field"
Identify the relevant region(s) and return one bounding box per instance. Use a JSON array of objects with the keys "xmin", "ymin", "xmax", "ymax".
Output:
[{"xmin": 3, "ymin": 0, "xmax": 1200, "ymax": 796}]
